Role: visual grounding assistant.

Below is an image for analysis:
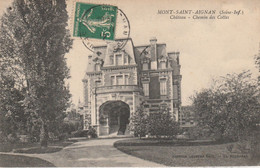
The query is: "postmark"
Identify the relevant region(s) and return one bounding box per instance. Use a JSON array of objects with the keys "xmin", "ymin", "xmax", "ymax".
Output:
[
  {"xmin": 73, "ymin": 2, "xmax": 130, "ymax": 52},
  {"xmin": 74, "ymin": 3, "xmax": 117, "ymax": 40}
]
